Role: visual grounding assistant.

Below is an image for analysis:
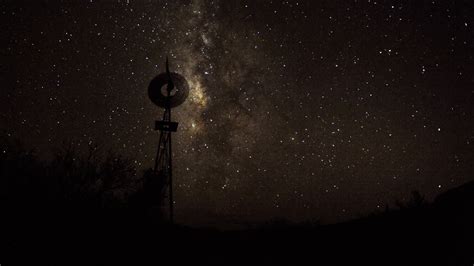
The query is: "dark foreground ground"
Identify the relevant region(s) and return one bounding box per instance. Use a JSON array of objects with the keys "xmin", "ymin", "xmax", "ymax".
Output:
[
  {"xmin": 1, "ymin": 143, "xmax": 473, "ymax": 265},
  {"xmin": 4, "ymin": 180, "xmax": 474, "ymax": 266}
]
